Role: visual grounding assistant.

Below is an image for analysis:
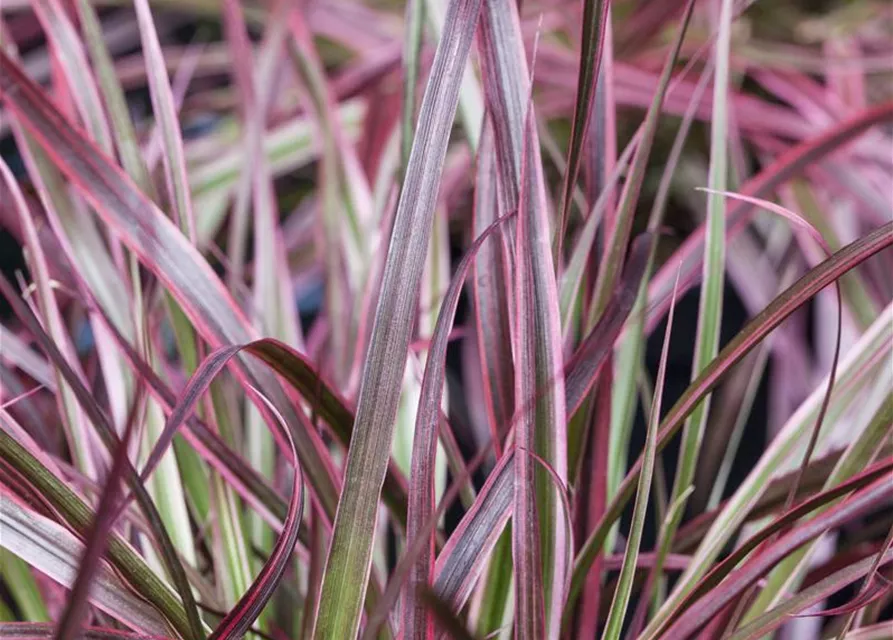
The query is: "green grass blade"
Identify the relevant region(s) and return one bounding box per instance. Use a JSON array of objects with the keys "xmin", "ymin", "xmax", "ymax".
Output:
[
  {"xmin": 133, "ymin": 0, "xmax": 197, "ymax": 239},
  {"xmin": 401, "ymin": 0, "xmax": 425, "ymax": 173},
  {"xmin": 0, "ymin": 428, "xmax": 195, "ymax": 637},
  {"xmin": 311, "ymin": 0, "xmax": 484, "ymax": 635},
  {"xmin": 0, "ymin": 497, "xmax": 174, "ymax": 636},
  {"xmin": 0, "ymin": 549, "xmax": 49, "ymax": 622},
  {"xmin": 602, "ymin": 275, "xmax": 679, "ymax": 639}
]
